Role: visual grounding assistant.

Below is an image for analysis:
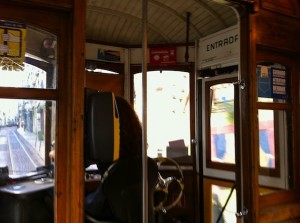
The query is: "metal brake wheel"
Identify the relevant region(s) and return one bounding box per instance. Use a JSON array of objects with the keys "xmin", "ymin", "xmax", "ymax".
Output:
[{"xmin": 153, "ymin": 157, "xmax": 184, "ymax": 213}]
